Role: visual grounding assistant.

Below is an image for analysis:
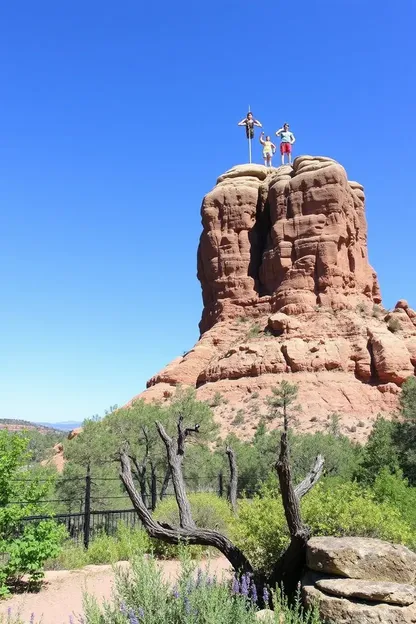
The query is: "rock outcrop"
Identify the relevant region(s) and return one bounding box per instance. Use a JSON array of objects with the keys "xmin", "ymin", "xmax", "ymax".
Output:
[
  {"xmin": 131, "ymin": 157, "xmax": 416, "ymax": 440},
  {"xmin": 303, "ymin": 537, "xmax": 416, "ymax": 623}
]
